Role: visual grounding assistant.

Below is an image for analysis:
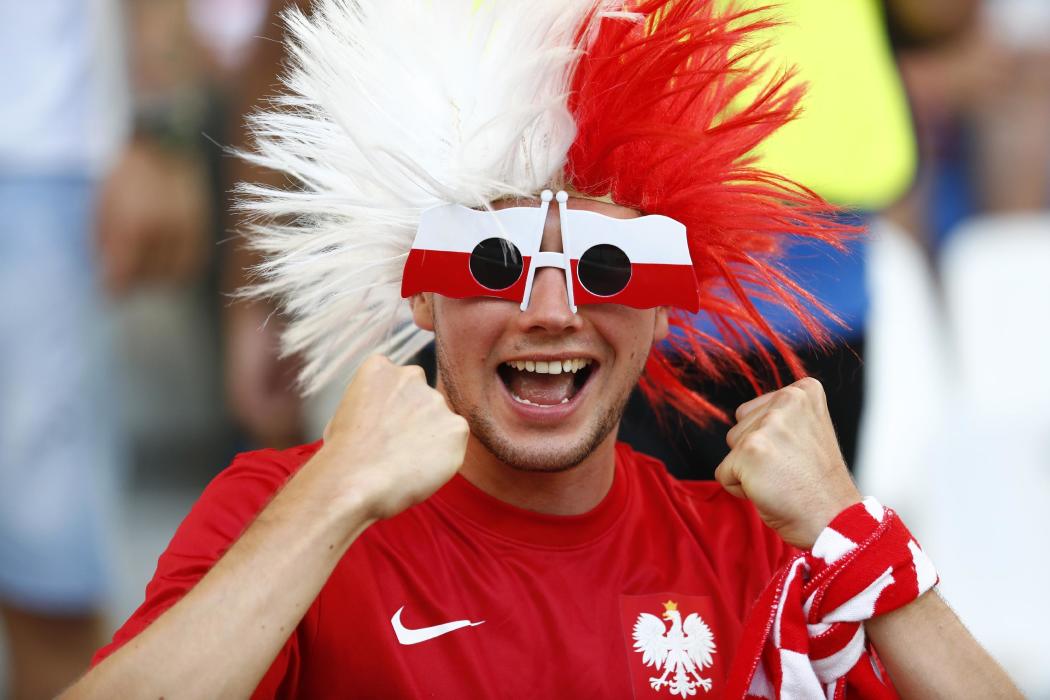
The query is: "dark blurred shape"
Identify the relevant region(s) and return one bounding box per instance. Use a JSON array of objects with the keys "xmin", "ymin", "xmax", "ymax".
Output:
[
  {"xmin": 885, "ymin": 0, "xmax": 982, "ymax": 48},
  {"xmin": 96, "ymin": 137, "xmax": 211, "ymax": 296}
]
